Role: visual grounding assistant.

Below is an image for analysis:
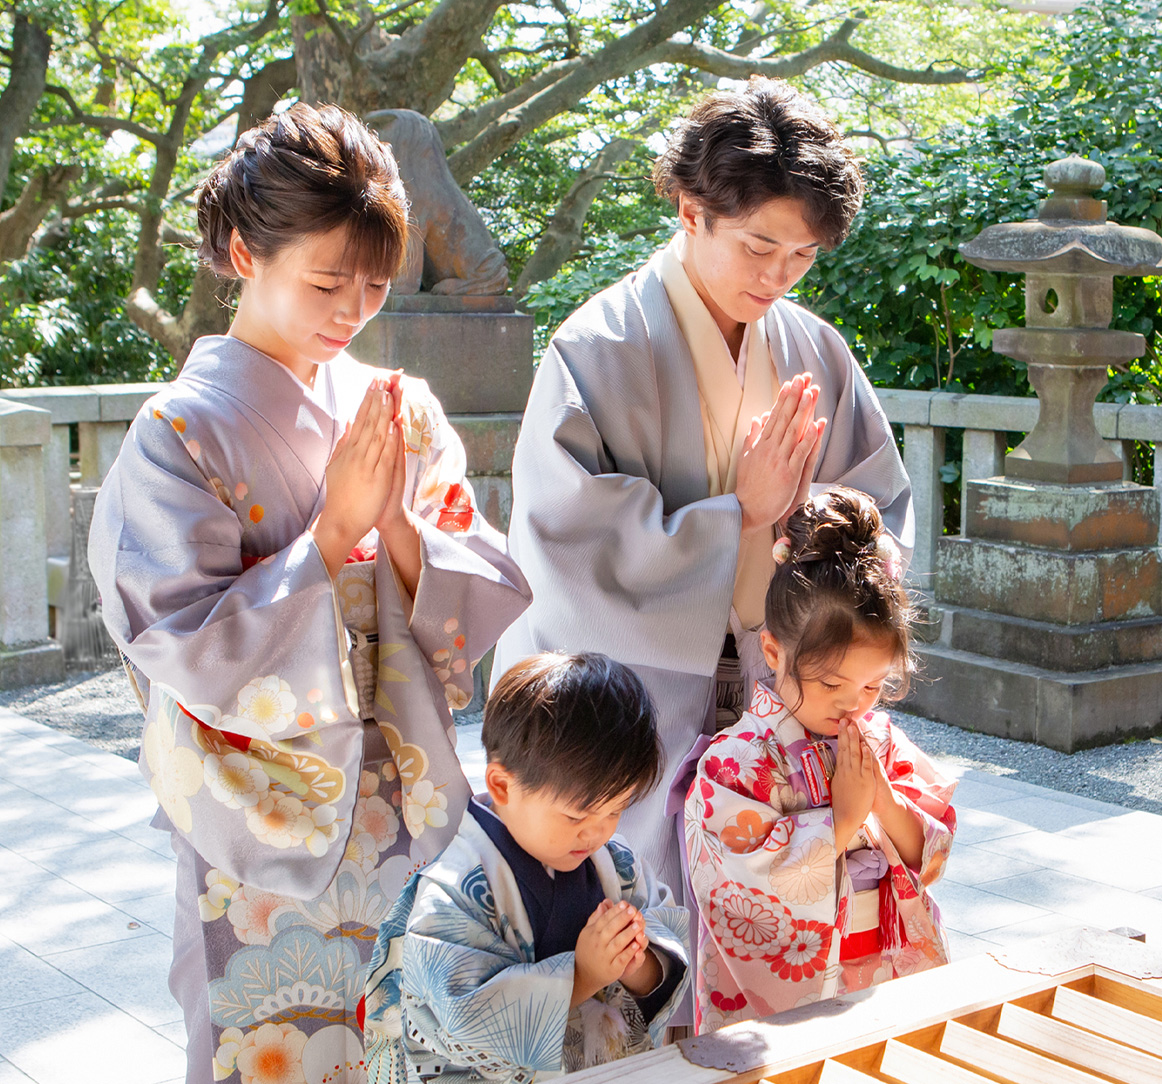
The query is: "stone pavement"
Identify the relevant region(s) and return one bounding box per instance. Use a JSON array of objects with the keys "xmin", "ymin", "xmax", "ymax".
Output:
[{"xmin": 2, "ymin": 705, "xmax": 1161, "ymax": 1084}]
